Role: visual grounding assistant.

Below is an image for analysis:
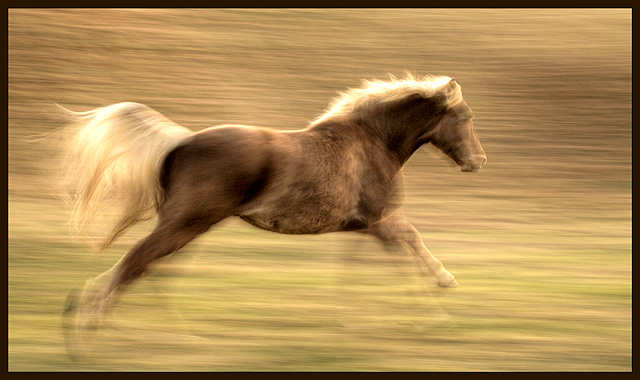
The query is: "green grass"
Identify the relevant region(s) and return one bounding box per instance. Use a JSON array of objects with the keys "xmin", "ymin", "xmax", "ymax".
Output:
[
  {"xmin": 8, "ymin": 197, "xmax": 631, "ymax": 371},
  {"xmin": 8, "ymin": 9, "xmax": 631, "ymax": 371}
]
